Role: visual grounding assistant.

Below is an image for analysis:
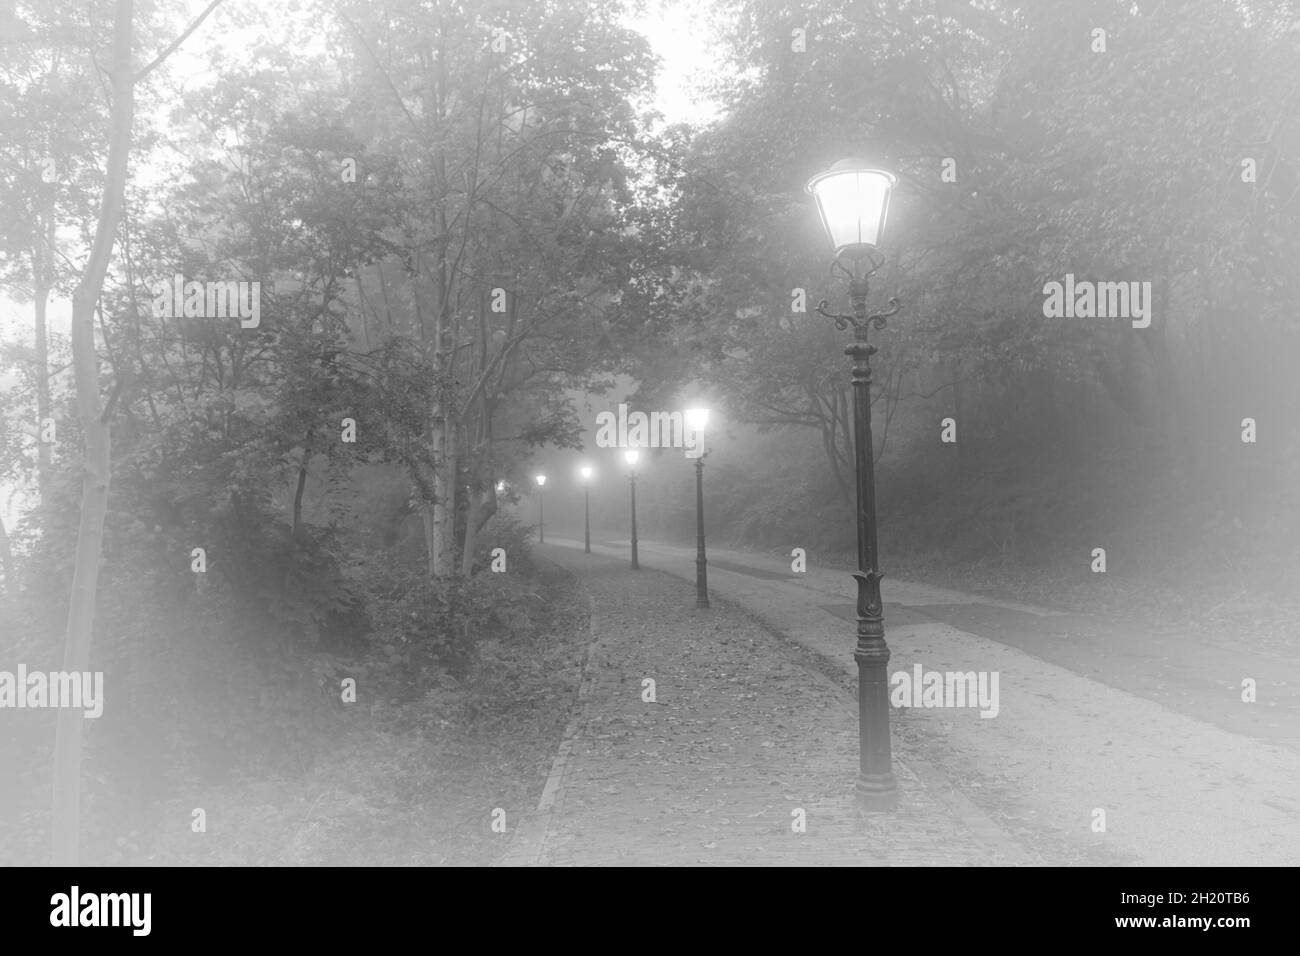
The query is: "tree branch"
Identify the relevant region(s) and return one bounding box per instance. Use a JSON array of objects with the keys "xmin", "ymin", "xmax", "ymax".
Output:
[{"xmin": 133, "ymin": 0, "xmax": 225, "ymax": 82}]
